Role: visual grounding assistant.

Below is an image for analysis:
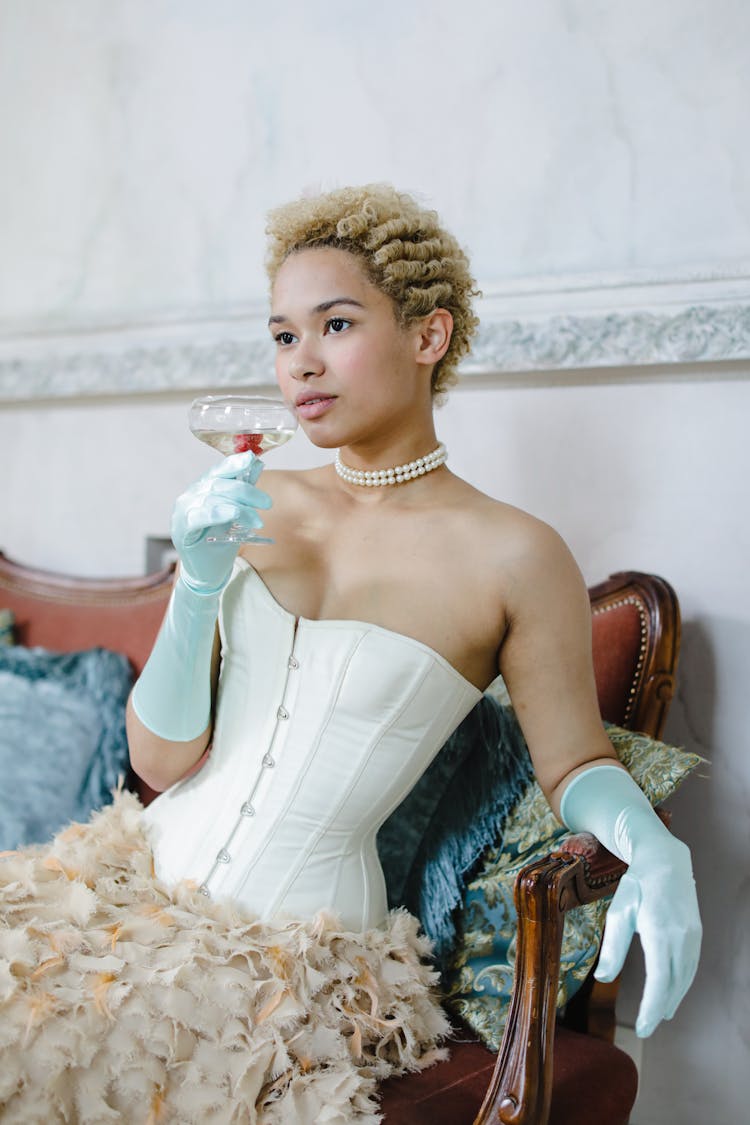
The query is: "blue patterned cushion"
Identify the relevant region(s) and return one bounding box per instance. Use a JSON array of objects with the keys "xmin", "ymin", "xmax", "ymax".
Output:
[{"xmin": 0, "ymin": 646, "xmax": 133, "ymax": 850}]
